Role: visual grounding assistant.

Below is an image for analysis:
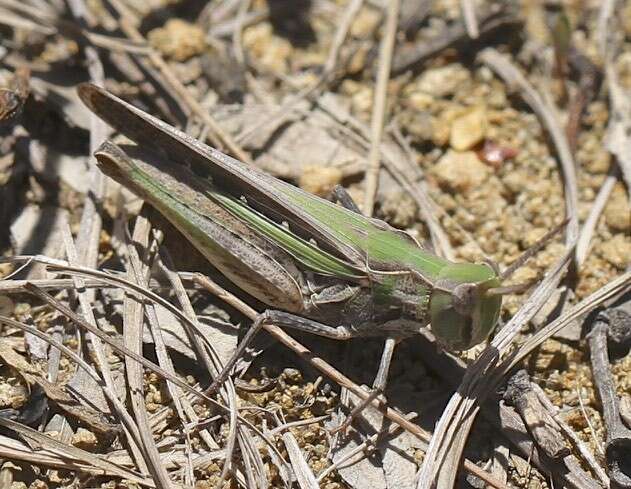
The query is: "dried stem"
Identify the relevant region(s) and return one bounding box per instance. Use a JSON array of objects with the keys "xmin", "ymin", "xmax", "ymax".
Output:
[{"xmin": 363, "ymin": 0, "xmax": 400, "ymax": 216}]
